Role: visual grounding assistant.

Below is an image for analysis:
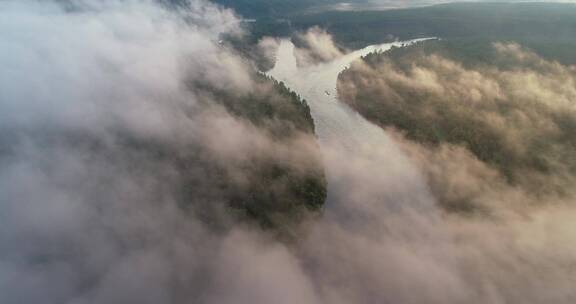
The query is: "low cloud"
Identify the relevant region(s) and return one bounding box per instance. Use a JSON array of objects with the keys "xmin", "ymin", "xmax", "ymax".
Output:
[
  {"xmin": 293, "ymin": 26, "xmax": 345, "ymax": 67},
  {"xmin": 0, "ymin": 1, "xmax": 322, "ymax": 303},
  {"xmin": 2, "ymin": 1, "xmax": 576, "ymax": 304},
  {"xmin": 334, "ymin": 41, "xmax": 576, "ymax": 302},
  {"xmin": 339, "ymin": 42, "xmax": 576, "ymax": 212}
]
